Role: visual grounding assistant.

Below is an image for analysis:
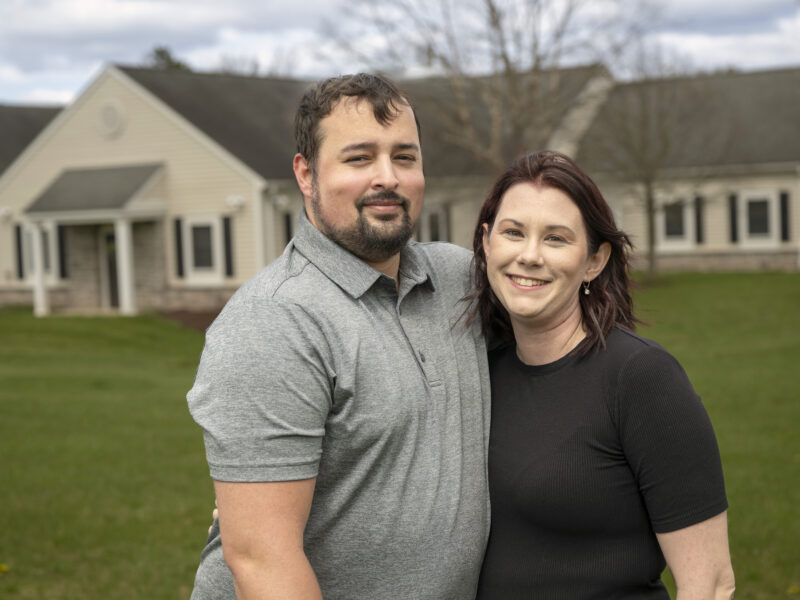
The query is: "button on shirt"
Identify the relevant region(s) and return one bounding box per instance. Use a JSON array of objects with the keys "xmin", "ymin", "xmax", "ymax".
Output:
[{"xmin": 188, "ymin": 212, "xmax": 491, "ymax": 600}]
